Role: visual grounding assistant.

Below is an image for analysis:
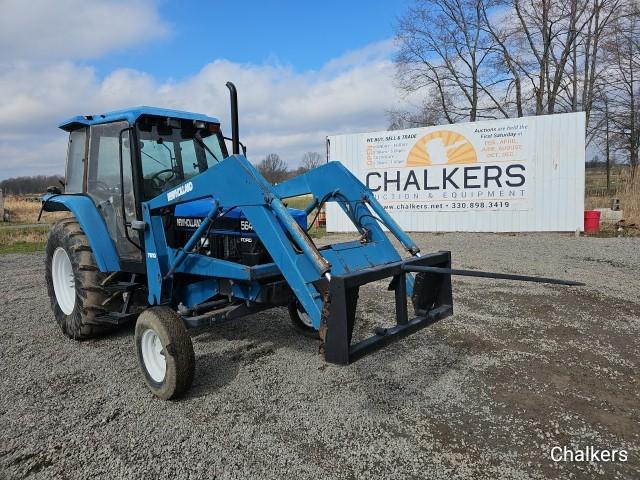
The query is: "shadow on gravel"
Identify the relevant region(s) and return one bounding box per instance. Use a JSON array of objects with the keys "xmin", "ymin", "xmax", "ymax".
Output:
[
  {"xmin": 188, "ymin": 352, "xmax": 241, "ymax": 398},
  {"xmin": 190, "ymin": 308, "xmax": 318, "ymax": 354}
]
